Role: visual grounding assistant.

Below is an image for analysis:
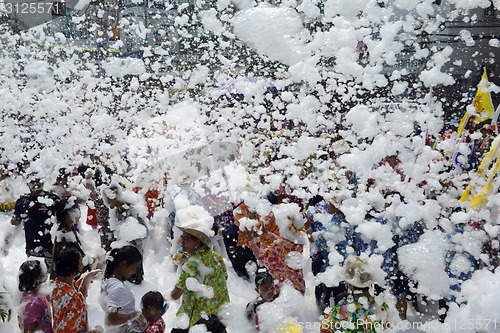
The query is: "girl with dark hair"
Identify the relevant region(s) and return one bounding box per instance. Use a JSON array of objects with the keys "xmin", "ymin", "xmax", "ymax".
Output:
[
  {"xmin": 100, "ymin": 245, "xmax": 146, "ymax": 333},
  {"xmin": 102, "ymin": 183, "xmax": 147, "ymax": 284},
  {"xmin": 17, "ymin": 260, "xmax": 52, "ymax": 333},
  {"xmin": 51, "ymin": 199, "xmax": 85, "ymax": 278},
  {"xmin": 51, "ymin": 246, "xmax": 102, "ymax": 333}
]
